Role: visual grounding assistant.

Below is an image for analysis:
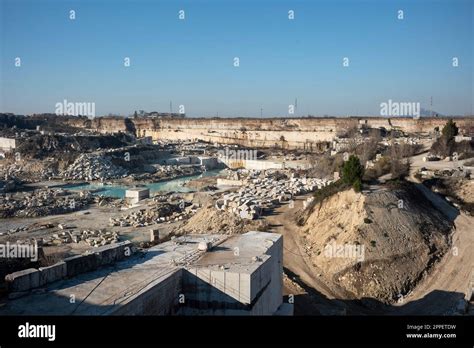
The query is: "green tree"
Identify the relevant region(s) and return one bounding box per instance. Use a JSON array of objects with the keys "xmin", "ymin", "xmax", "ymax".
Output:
[
  {"xmin": 342, "ymin": 155, "xmax": 364, "ymax": 192},
  {"xmin": 441, "ymin": 119, "xmax": 459, "ymax": 141}
]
